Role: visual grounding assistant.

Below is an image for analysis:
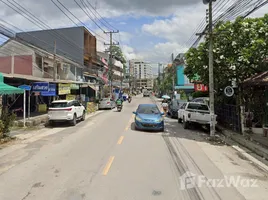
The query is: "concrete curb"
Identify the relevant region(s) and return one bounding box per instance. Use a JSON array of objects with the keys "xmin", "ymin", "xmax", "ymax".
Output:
[{"xmin": 217, "ymin": 126, "xmax": 268, "ymax": 172}]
